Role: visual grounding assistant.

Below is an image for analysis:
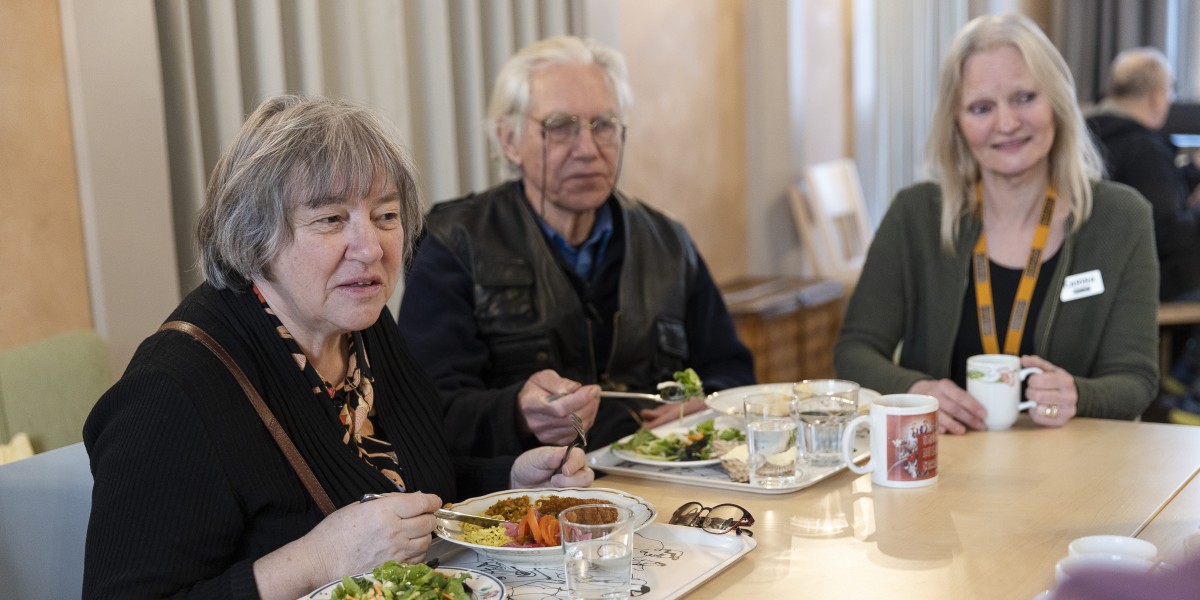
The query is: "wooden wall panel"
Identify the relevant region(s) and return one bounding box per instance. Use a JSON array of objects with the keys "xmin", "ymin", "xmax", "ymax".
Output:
[
  {"xmin": 0, "ymin": 0, "xmax": 92, "ymax": 350},
  {"xmin": 617, "ymin": 0, "xmax": 748, "ymax": 283}
]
